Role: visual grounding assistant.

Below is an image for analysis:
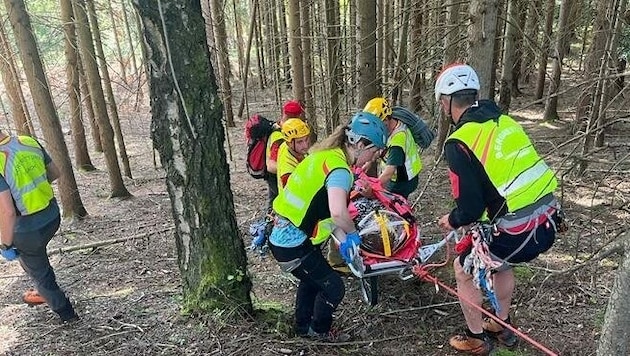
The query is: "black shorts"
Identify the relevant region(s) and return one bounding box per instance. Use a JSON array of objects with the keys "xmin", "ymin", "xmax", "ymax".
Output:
[{"xmin": 459, "ymin": 218, "xmax": 556, "ymax": 267}]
